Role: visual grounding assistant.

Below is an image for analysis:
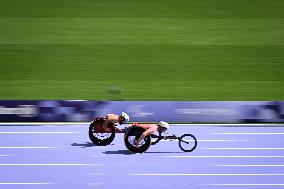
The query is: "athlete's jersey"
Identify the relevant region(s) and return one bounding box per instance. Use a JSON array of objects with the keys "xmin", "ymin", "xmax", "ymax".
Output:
[{"xmin": 135, "ymin": 124, "xmax": 158, "ymax": 134}]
